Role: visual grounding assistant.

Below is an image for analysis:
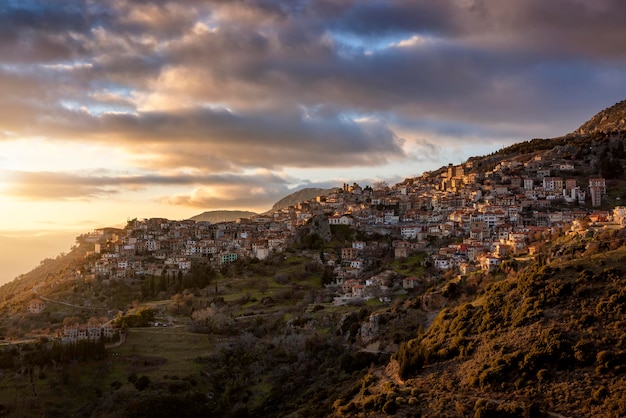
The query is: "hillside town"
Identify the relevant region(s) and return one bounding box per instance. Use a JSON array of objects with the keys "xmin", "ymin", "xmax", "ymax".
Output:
[
  {"xmin": 10, "ymin": 141, "xmax": 626, "ymax": 417},
  {"xmin": 57, "ymin": 153, "xmax": 623, "ymax": 310}
]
